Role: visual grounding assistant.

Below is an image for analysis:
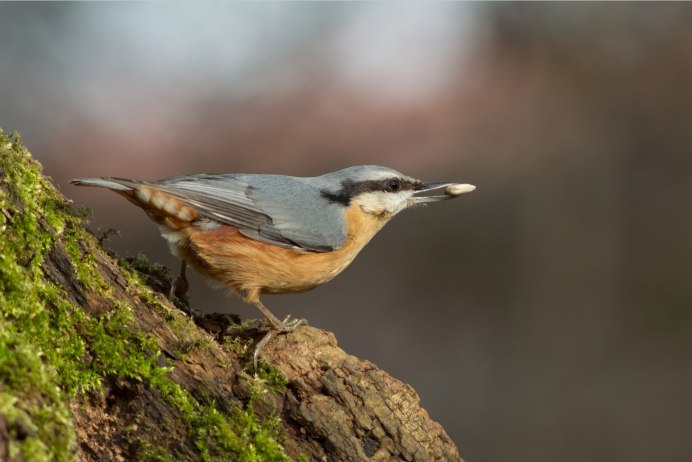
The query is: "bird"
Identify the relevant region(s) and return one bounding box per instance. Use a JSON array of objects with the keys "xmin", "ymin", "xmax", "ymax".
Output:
[{"xmin": 71, "ymin": 165, "xmax": 475, "ymax": 367}]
